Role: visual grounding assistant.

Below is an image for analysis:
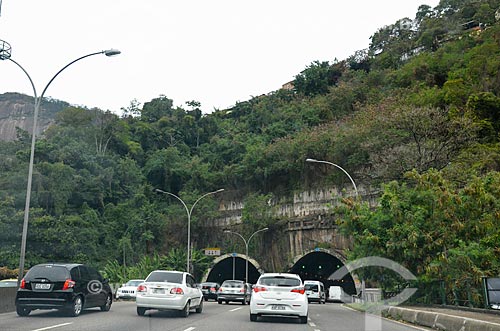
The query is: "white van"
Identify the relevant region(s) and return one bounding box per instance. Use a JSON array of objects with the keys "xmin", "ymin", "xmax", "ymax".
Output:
[
  {"xmin": 328, "ymin": 286, "xmax": 345, "ymax": 302},
  {"xmin": 304, "ymin": 280, "xmax": 326, "ymax": 304}
]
